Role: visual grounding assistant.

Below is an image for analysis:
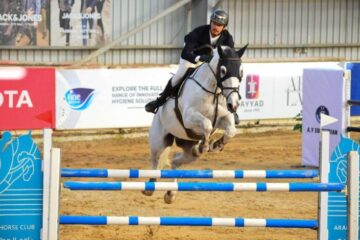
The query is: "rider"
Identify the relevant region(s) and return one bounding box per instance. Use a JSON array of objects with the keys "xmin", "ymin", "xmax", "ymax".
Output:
[{"xmin": 145, "ymin": 9, "xmax": 240, "ymax": 124}]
